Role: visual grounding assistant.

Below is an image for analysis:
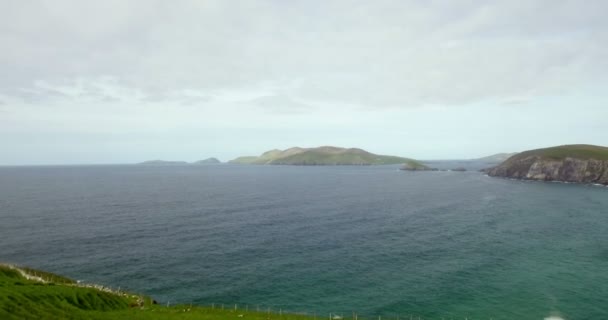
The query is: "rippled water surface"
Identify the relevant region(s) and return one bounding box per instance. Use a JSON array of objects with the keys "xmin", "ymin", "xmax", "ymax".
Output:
[{"xmin": 1, "ymin": 165, "xmax": 607, "ymax": 319}]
